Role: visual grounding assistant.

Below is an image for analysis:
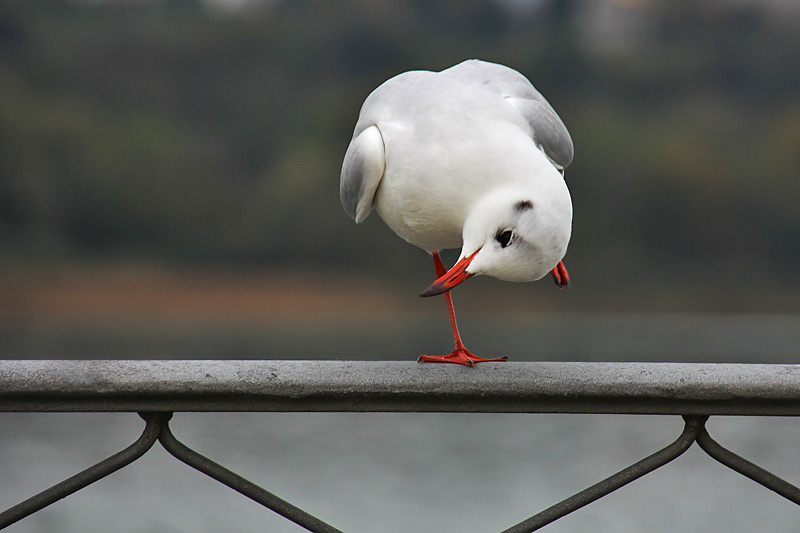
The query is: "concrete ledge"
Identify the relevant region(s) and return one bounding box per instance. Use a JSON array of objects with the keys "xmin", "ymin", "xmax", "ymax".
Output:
[{"xmin": 1, "ymin": 360, "xmax": 799, "ymax": 415}]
